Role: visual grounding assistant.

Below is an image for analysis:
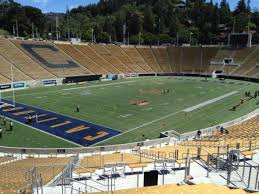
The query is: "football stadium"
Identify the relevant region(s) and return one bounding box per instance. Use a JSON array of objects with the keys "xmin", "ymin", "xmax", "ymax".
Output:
[{"xmin": 0, "ymin": 0, "xmax": 259, "ymax": 193}]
